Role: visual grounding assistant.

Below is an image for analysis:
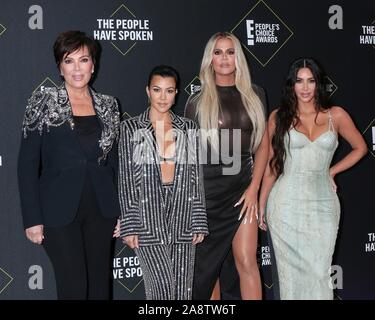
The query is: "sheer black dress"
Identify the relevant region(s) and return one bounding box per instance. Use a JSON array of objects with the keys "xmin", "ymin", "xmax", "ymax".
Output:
[{"xmin": 185, "ymin": 84, "xmax": 266, "ymax": 299}]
